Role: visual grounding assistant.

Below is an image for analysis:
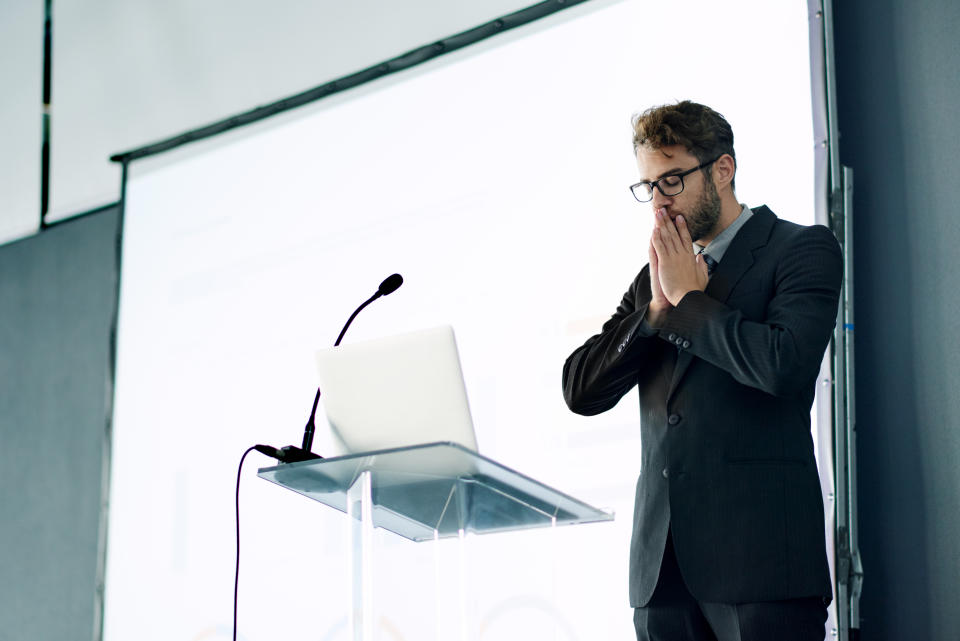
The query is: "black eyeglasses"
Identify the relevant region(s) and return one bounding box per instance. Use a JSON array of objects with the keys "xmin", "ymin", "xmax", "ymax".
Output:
[{"xmin": 629, "ymin": 156, "xmax": 720, "ymax": 203}]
